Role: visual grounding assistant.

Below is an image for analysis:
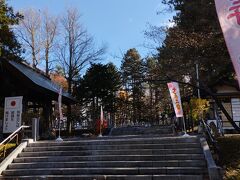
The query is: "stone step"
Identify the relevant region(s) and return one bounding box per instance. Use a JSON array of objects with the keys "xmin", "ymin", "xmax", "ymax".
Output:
[
  {"xmin": 8, "ymin": 160, "xmax": 206, "ymax": 169},
  {"xmin": 28, "ymin": 137, "xmax": 198, "ymax": 147},
  {"xmin": 109, "ymin": 130, "xmax": 174, "ymax": 134},
  {"xmin": 96, "ymin": 134, "xmax": 175, "ymax": 139},
  {"xmin": 0, "ymin": 174, "xmax": 206, "ymax": 180},
  {"xmin": 13, "ymin": 154, "xmax": 205, "ymax": 163},
  {"xmin": 109, "ymin": 126, "xmax": 174, "ymax": 136},
  {"xmin": 19, "ymin": 148, "xmax": 203, "ymax": 157},
  {"xmin": 2, "ymin": 167, "xmax": 207, "ymax": 176},
  {"xmin": 23, "ymin": 143, "xmax": 201, "ymax": 152}
]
